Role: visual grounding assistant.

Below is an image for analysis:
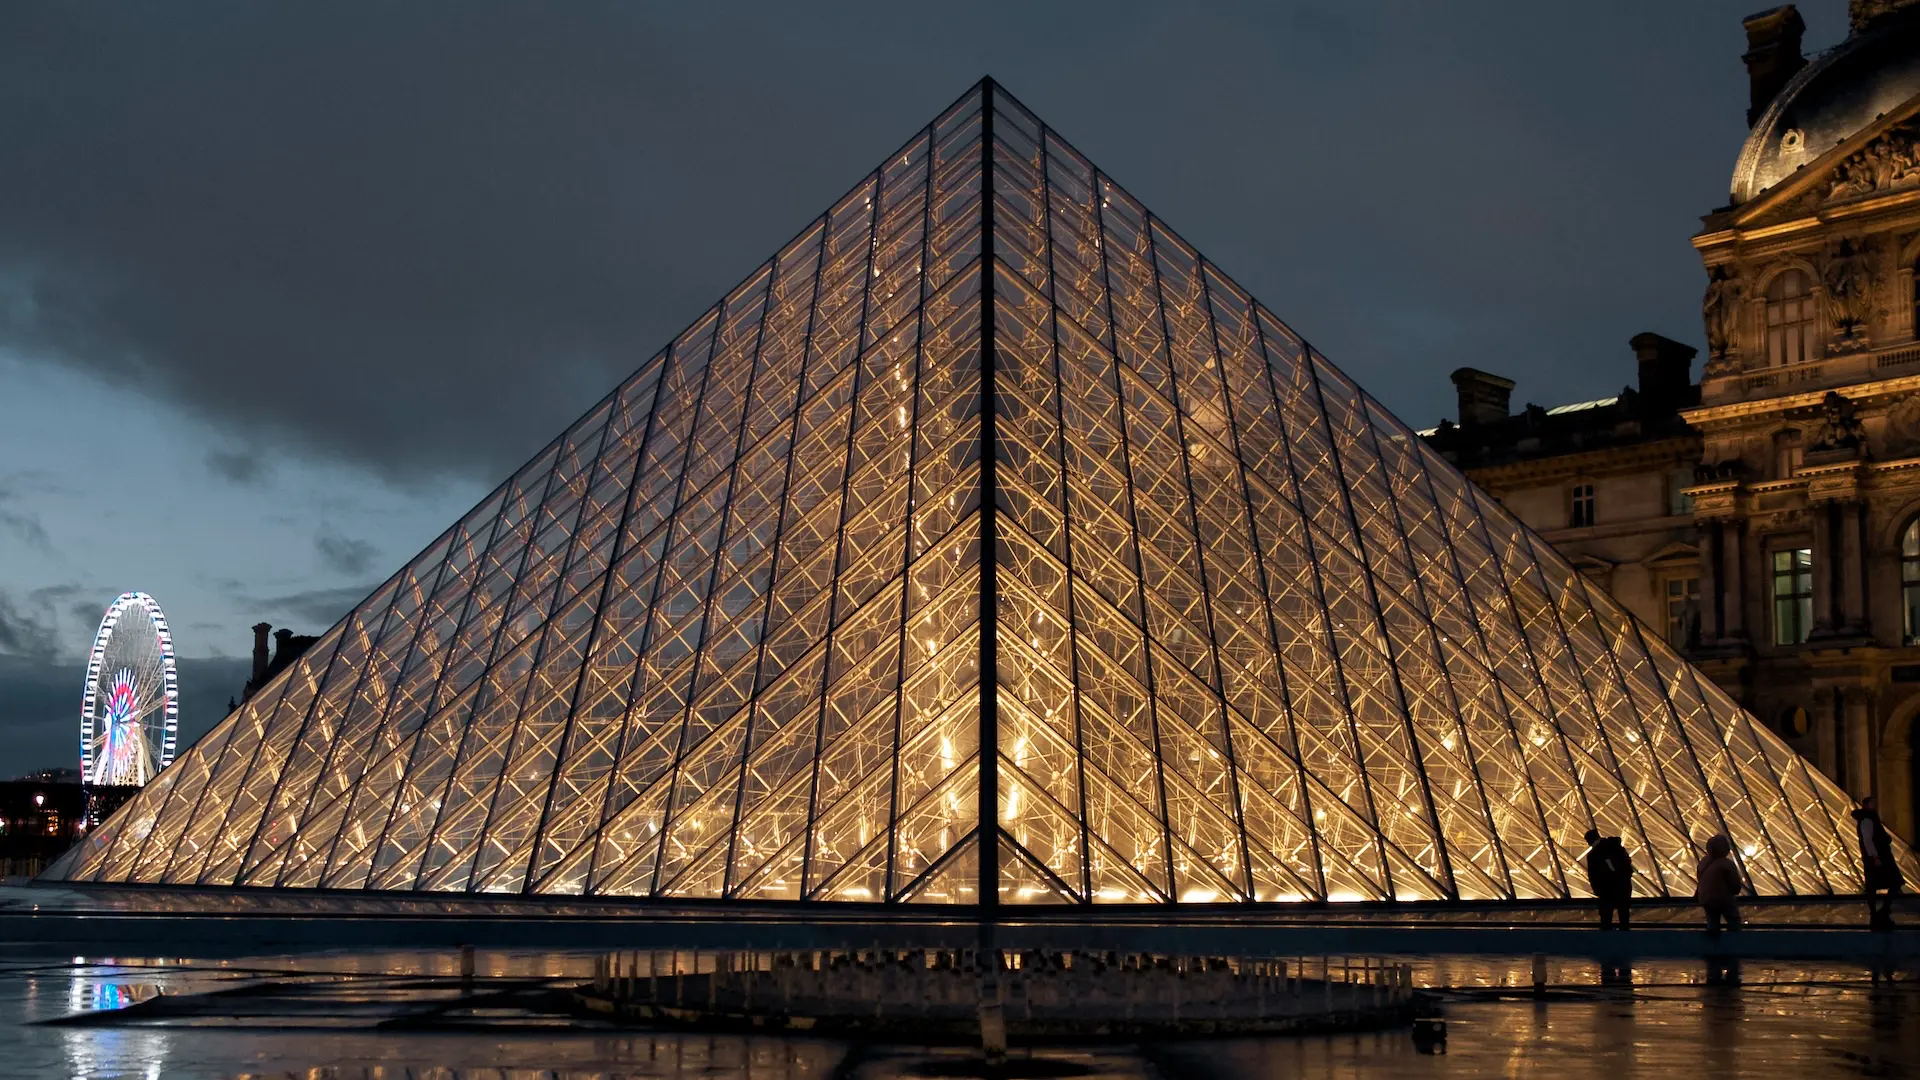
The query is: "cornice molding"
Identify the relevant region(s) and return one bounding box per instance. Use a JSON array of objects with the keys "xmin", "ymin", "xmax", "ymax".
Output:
[
  {"xmin": 1459, "ymin": 435, "xmax": 1699, "ymax": 486},
  {"xmin": 1683, "ymin": 374, "xmax": 1920, "ymax": 427}
]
